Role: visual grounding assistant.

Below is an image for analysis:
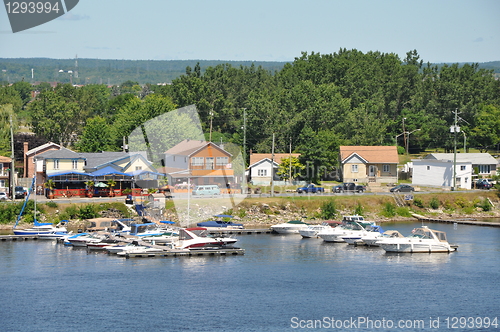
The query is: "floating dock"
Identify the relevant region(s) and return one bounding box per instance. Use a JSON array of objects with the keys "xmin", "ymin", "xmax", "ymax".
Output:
[
  {"xmin": 0, "ymin": 235, "xmax": 39, "ymax": 241},
  {"xmin": 412, "ymin": 213, "xmax": 500, "ymax": 227},
  {"xmin": 206, "ymin": 228, "xmax": 271, "ymax": 235},
  {"xmin": 123, "ymin": 248, "xmax": 245, "ymax": 258}
]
